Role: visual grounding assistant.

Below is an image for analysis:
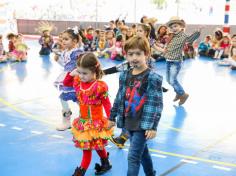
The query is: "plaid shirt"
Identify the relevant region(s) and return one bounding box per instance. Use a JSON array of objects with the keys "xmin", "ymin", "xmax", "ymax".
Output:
[
  {"xmin": 164, "ymin": 31, "xmax": 200, "ymax": 61},
  {"xmin": 109, "ymin": 69, "xmax": 163, "ymax": 131}
]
